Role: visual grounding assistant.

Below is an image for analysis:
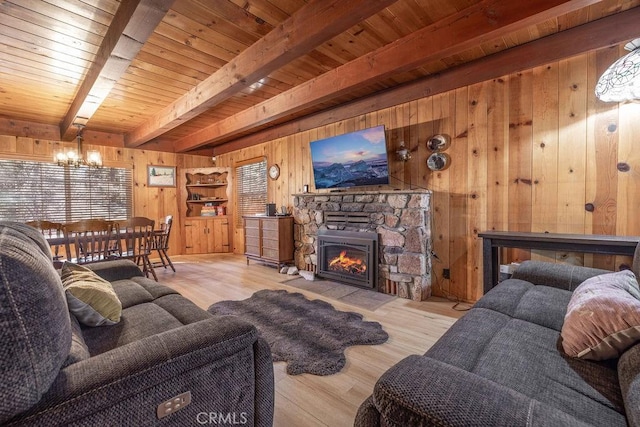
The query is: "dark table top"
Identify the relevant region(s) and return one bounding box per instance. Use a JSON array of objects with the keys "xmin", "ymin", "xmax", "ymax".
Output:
[{"xmin": 478, "ymin": 231, "xmax": 640, "ymax": 247}]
